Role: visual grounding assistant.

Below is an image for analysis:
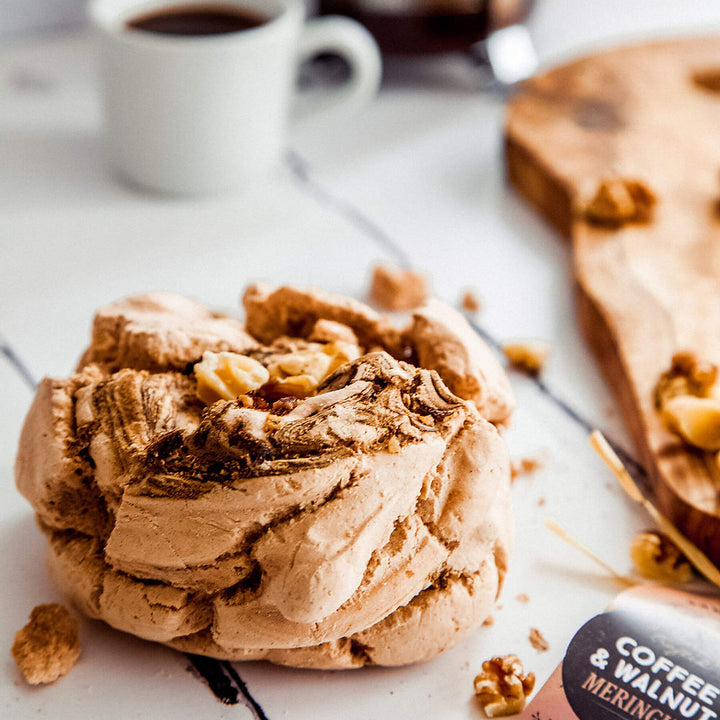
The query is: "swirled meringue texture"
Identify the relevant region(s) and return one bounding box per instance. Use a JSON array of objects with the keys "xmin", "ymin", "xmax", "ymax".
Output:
[{"xmin": 16, "ymin": 286, "xmax": 514, "ymax": 668}]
